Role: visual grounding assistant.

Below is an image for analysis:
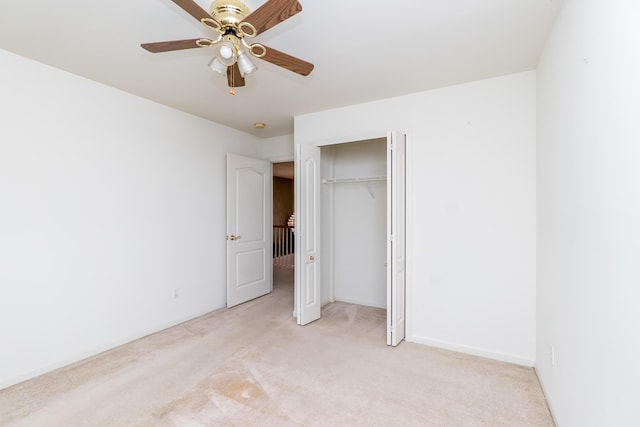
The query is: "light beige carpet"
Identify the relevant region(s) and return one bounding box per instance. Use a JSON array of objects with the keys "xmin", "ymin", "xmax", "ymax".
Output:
[{"xmin": 0, "ymin": 268, "xmax": 554, "ymax": 426}]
